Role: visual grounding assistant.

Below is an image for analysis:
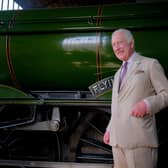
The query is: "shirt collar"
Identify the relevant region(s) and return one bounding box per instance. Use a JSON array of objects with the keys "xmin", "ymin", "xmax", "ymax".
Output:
[{"xmin": 123, "ymin": 51, "xmax": 137, "ymax": 65}]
